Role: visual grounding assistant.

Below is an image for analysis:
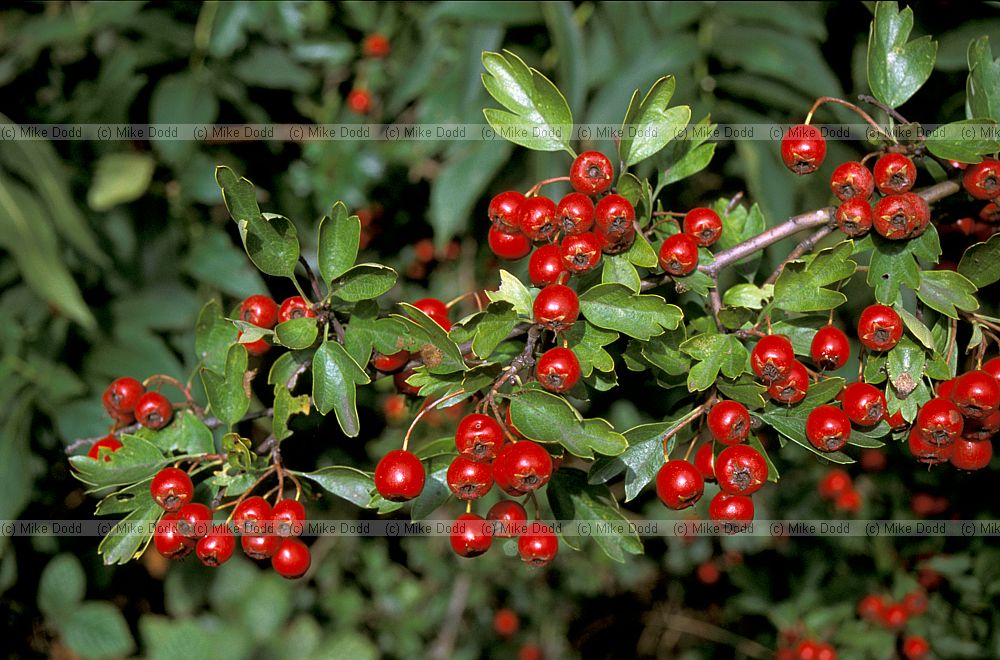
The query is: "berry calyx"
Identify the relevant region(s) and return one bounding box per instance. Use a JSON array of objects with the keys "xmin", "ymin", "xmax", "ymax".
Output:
[
  {"xmin": 102, "ymin": 376, "xmax": 145, "ymax": 421},
  {"xmin": 272, "ymin": 499, "xmax": 307, "ymax": 537},
  {"xmin": 707, "ymin": 400, "xmax": 752, "ymax": 445},
  {"xmin": 569, "ymin": 151, "xmax": 613, "ymax": 195},
  {"xmin": 806, "ymin": 405, "xmax": 852, "ymax": 452},
  {"xmin": 715, "ymin": 445, "xmax": 768, "ymax": 496},
  {"xmin": 374, "ymin": 449, "xmax": 426, "ymax": 501},
  {"xmin": 835, "ymin": 198, "xmax": 874, "ymax": 237},
  {"xmin": 176, "ymin": 502, "xmax": 213, "ymax": 539},
  {"xmin": 492, "ymin": 448, "xmax": 525, "ymax": 497},
  {"xmin": 873, "ymin": 194, "xmax": 922, "ymax": 240},
  {"xmin": 767, "ymin": 360, "xmax": 810, "ymax": 405},
  {"xmin": 154, "ymin": 513, "xmax": 195, "ymax": 559},
  {"xmin": 857, "ymin": 304, "xmax": 903, "ymax": 351},
  {"xmin": 196, "ymin": 525, "xmax": 236, "ymax": 567},
  {"xmin": 87, "ymin": 435, "xmax": 122, "ymax": 461},
  {"xmin": 487, "ymin": 500, "xmax": 528, "ymax": 537},
  {"xmin": 501, "ymin": 441, "xmax": 553, "ymax": 493},
  {"xmin": 781, "ymin": 124, "xmax": 826, "ymax": 175},
  {"xmin": 873, "ymin": 153, "xmax": 917, "ymax": 194},
  {"xmin": 594, "ymin": 194, "xmax": 636, "ymax": 240},
  {"xmin": 555, "ymin": 192, "xmax": 595, "ymax": 235},
  {"xmin": 519, "ymin": 196, "xmax": 559, "ymax": 241},
  {"xmin": 830, "ymin": 161, "xmax": 874, "ymax": 201},
  {"xmin": 233, "ymin": 496, "xmax": 272, "ymax": 535},
  {"xmin": 907, "ymin": 427, "xmax": 954, "ymax": 464},
  {"xmin": 278, "ymin": 296, "xmax": 316, "ymax": 323},
  {"xmin": 372, "ymin": 349, "xmax": 410, "ymax": 373},
  {"xmin": 135, "ymin": 391, "xmax": 173, "ymax": 430},
  {"xmin": 488, "ymin": 191, "xmax": 526, "ymax": 233},
  {"xmin": 658, "ymin": 233, "xmax": 699, "ymax": 276},
  {"xmin": 150, "ymin": 467, "xmax": 194, "ymax": 512},
  {"xmin": 242, "ymin": 533, "xmax": 280, "ymax": 560},
  {"xmin": 818, "ymin": 468, "xmax": 852, "ymax": 500},
  {"xmin": 450, "ymin": 513, "xmax": 493, "ymax": 558},
  {"xmin": 655, "ymin": 460, "xmax": 705, "ymax": 510},
  {"xmin": 708, "ymin": 492, "xmax": 754, "ymax": 521},
  {"xmin": 489, "ymin": 225, "xmax": 532, "ymax": 260},
  {"xmin": 271, "ymin": 537, "xmax": 311, "ymax": 579},
  {"xmin": 950, "ymin": 370, "xmax": 1000, "ymax": 419},
  {"xmin": 693, "ymin": 443, "xmax": 716, "ymax": 482},
  {"xmin": 810, "ymin": 325, "xmax": 850, "ymax": 370},
  {"xmin": 682, "ymin": 208, "xmax": 723, "ymax": 247},
  {"xmin": 517, "ymin": 523, "xmax": 558, "ymax": 566},
  {"xmin": 750, "ymin": 335, "xmax": 796, "ymax": 384},
  {"xmin": 455, "ymin": 413, "xmax": 504, "ymax": 462},
  {"xmin": 528, "ymin": 244, "xmax": 567, "ymax": 287},
  {"xmin": 840, "ymin": 382, "xmax": 887, "ymax": 426},
  {"xmin": 900, "ymin": 192, "xmax": 931, "ymax": 237},
  {"xmin": 447, "ymin": 456, "xmax": 494, "ymax": 500},
  {"xmin": 535, "ymin": 347, "xmax": 581, "ymax": 393},
  {"xmin": 962, "ymin": 158, "xmax": 1000, "ymax": 200},
  {"xmin": 533, "ymin": 284, "xmax": 579, "ymax": 332},
  {"xmin": 916, "ymin": 398, "xmax": 964, "ymax": 446},
  {"xmin": 560, "ymin": 232, "xmax": 602, "ymax": 274},
  {"xmin": 239, "ymin": 295, "xmax": 279, "ymax": 328},
  {"xmin": 950, "ymin": 437, "xmax": 993, "ymax": 470}
]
